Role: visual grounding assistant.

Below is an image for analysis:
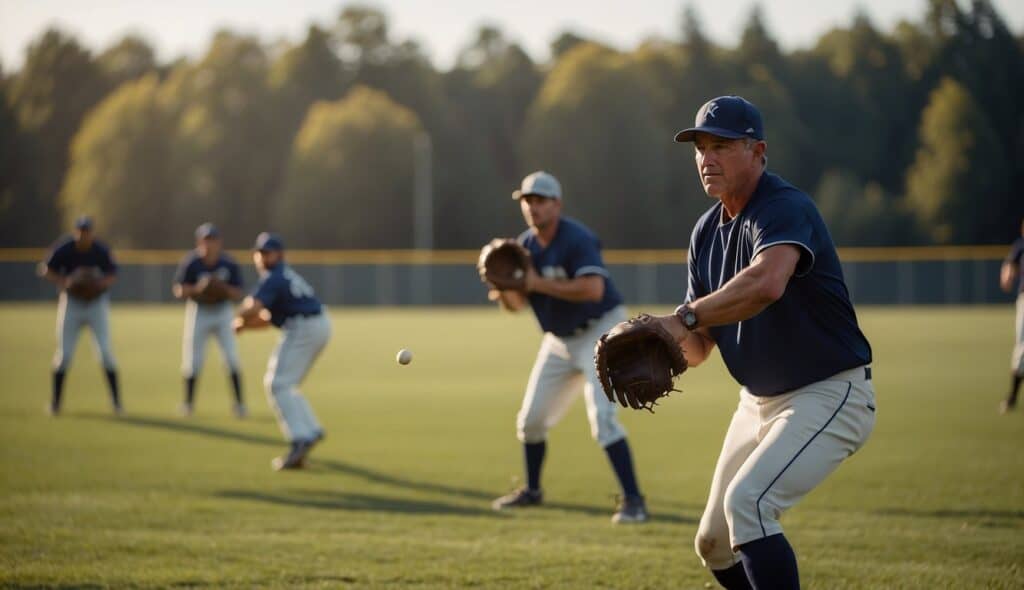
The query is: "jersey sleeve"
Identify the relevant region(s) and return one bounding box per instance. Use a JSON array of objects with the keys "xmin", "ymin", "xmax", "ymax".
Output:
[
  {"xmin": 45, "ymin": 242, "xmax": 69, "ymax": 274},
  {"xmin": 751, "ymin": 196, "xmax": 815, "ymax": 278},
  {"xmin": 1006, "ymin": 239, "xmax": 1024, "ymax": 265},
  {"xmin": 97, "ymin": 244, "xmax": 118, "ymax": 275},
  {"xmin": 226, "ymin": 259, "xmax": 243, "ymax": 288},
  {"xmin": 565, "ymin": 233, "xmax": 609, "ymax": 279},
  {"xmin": 253, "ymin": 274, "xmax": 282, "ymax": 308},
  {"xmin": 173, "ymin": 256, "xmax": 194, "ymax": 285}
]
